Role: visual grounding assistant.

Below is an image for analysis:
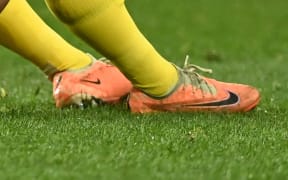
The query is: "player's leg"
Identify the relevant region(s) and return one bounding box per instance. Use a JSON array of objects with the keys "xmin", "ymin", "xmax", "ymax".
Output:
[
  {"xmin": 0, "ymin": 0, "xmax": 91, "ymax": 77},
  {"xmin": 45, "ymin": 0, "xmax": 260, "ymax": 112},
  {"xmin": 45, "ymin": 0, "xmax": 178, "ymax": 97},
  {"xmin": 0, "ymin": 0, "xmax": 132, "ymax": 107}
]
